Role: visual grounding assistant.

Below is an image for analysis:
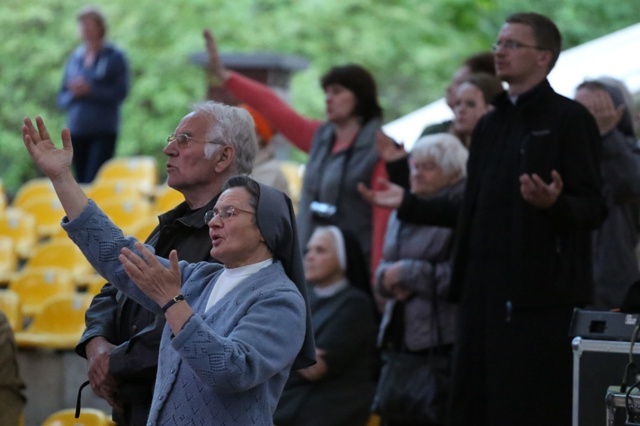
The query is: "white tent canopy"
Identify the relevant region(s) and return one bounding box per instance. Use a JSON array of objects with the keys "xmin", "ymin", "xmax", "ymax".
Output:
[{"xmin": 383, "ymin": 23, "xmax": 640, "ymax": 150}]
